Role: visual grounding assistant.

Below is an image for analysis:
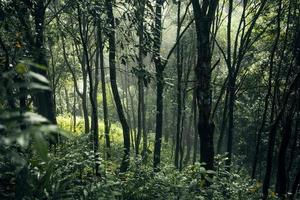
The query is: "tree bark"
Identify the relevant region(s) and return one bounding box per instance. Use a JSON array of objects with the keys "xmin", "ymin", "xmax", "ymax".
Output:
[
  {"xmin": 226, "ymin": 0, "xmax": 234, "ymax": 167},
  {"xmin": 136, "ymin": 0, "xmax": 146, "ymax": 156},
  {"xmin": 175, "ymin": 0, "xmax": 182, "ymax": 170},
  {"xmin": 276, "ymin": 112, "xmax": 293, "ymax": 197},
  {"xmin": 98, "ymin": 19, "xmax": 111, "ymax": 159},
  {"xmin": 191, "ymin": 0, "xmax": 218, "ymax": 172},
  {"xmin": 262, "ymin": 1, "xmax": 282, "ymax": 198},
  {"xmin": 192, "ymin": 89, "xmax": 198, "ymax": 164},
  {"xmin": 106, "ymin": 0, "xmax": 130, "ymax": 172},
  {"xmin": 33, "ymin": 0, "xmax": 57, "ymax": 125},
  {"xmin": 153, "ymin": 0, "xmax": 165, "ymax": 171},
  {"xmin": 217, "ymin": 89, "xmax": 228, "ymax": 154}
]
